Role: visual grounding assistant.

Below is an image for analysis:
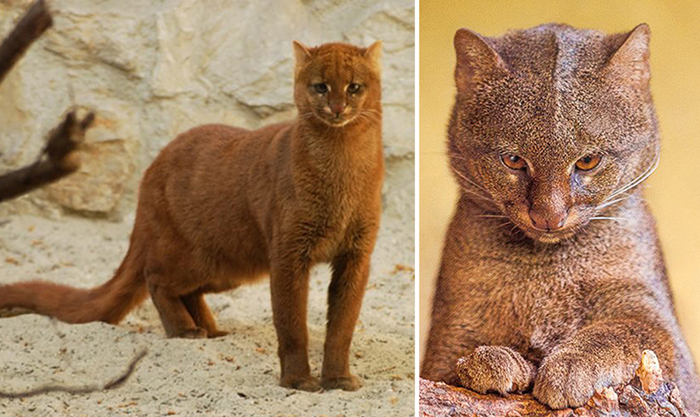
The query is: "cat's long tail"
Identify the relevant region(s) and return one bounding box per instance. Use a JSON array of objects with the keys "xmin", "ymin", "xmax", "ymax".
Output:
[{"xmin": 0, "ymin": 244, "xmax": 148, "ymax": 324}]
